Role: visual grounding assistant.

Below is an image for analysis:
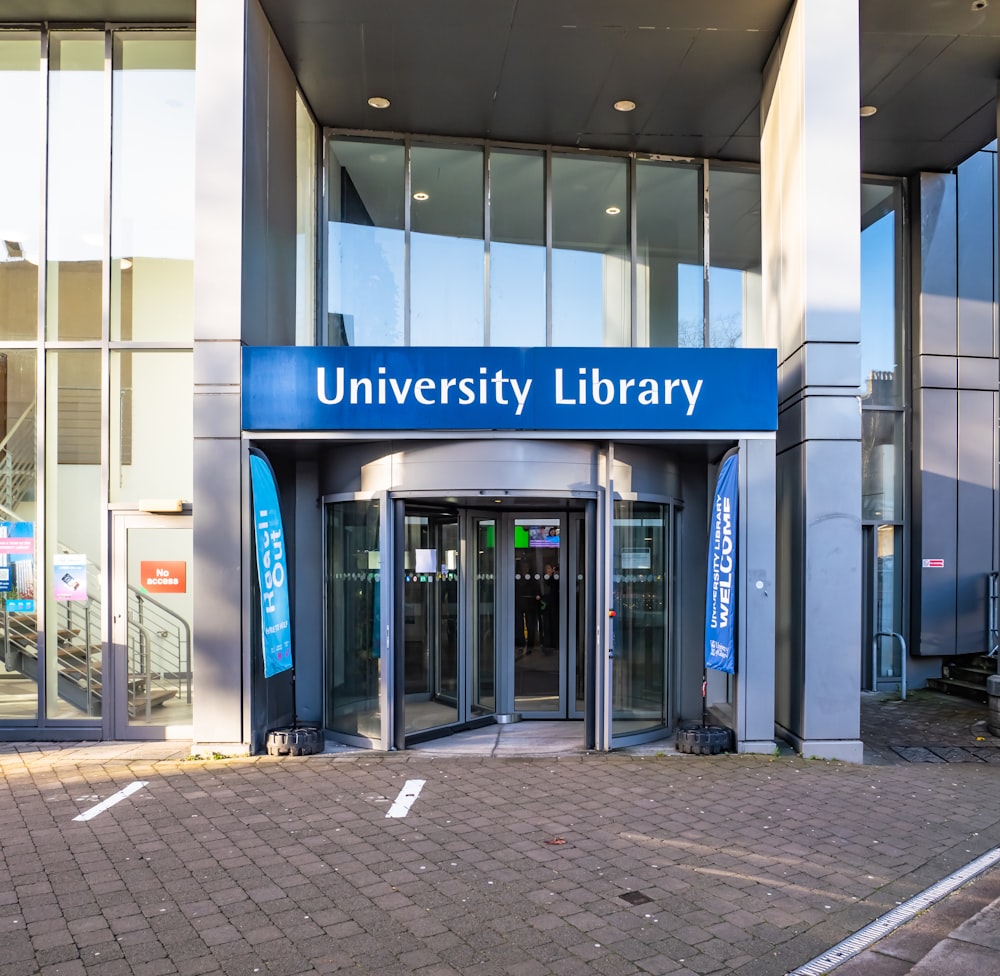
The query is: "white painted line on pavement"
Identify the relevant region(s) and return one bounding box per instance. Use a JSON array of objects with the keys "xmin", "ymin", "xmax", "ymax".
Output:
[
  {"xmin": 385, "ymin": 779, "xmax": 426, "ymax": 818},
  {"xmin": 72, "ymin": 781, "xmax": 149, "ymax": 822},
  {"xmin": 786, "ymin": 845, "xmax": 1000, "ymax": 975}
]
